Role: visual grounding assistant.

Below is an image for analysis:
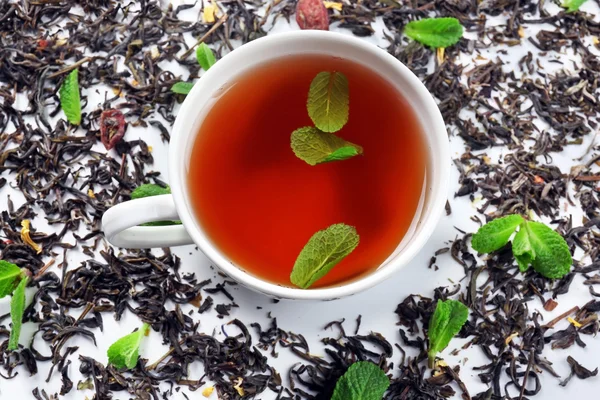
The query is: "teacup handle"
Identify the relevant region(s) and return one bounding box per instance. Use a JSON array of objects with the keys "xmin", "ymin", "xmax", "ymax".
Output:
[{"xmin": 102, "ymin": 194, "xmax": 194, "ymax": 248}]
